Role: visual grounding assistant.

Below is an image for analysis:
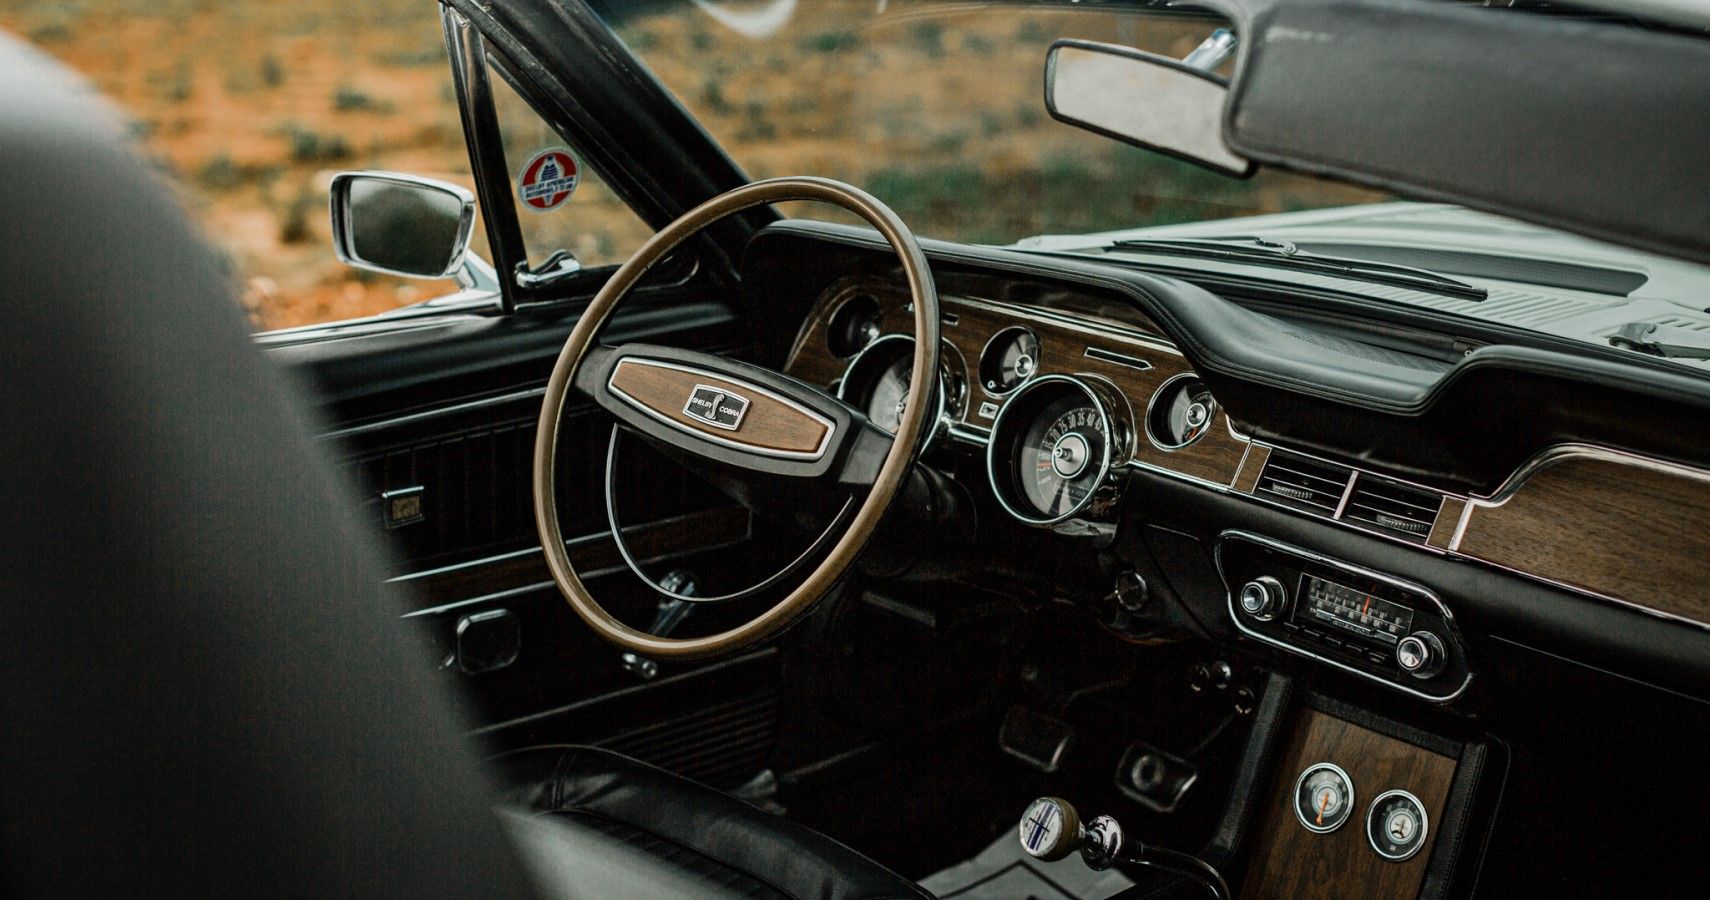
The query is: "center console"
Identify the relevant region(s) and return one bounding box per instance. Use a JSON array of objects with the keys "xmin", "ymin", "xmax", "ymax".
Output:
[{"xmin": 1215, "ymin": 532, "xmax": 1472, "ymax": 702}]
